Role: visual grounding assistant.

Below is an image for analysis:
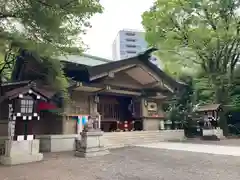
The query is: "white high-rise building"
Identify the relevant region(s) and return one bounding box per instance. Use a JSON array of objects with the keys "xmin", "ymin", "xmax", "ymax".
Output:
[
  {"xmin": 112, "ymin": 29, "xmax": 161, "ymax": 68},
  {"xmin": 112, "ymin": 29, "xmax": 148, "ymax": 61}
]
